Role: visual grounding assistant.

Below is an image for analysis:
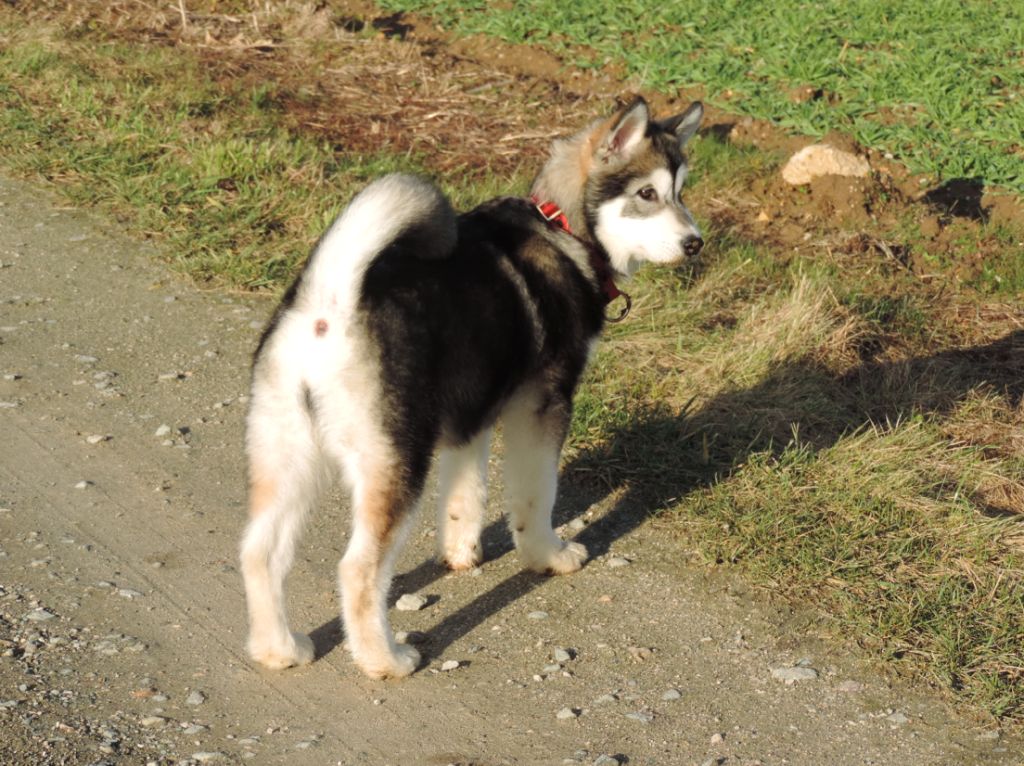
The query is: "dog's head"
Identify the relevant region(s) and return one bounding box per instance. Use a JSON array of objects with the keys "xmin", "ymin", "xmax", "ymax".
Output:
[
  {"xmin": 533, "ymin": 96, "xmax": 704, "ymax": 278},
  {"xmin": 584, "ymin": 97, "xmax": 704, "ymax": 277}
]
